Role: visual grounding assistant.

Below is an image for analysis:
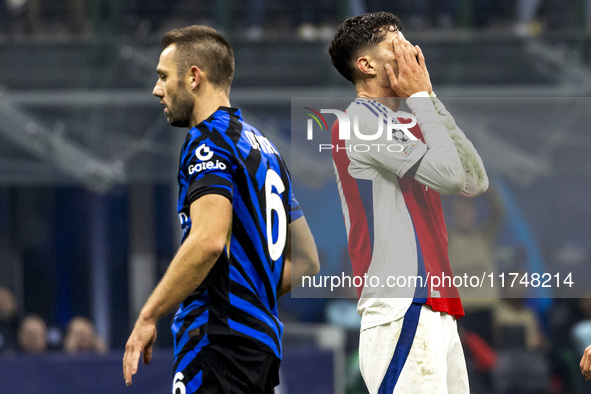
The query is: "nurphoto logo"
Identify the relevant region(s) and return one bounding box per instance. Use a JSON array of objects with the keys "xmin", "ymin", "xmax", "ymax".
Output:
[{"xmin": 303, "ymin": 107, "xmax": 419, "ymax": 153}]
